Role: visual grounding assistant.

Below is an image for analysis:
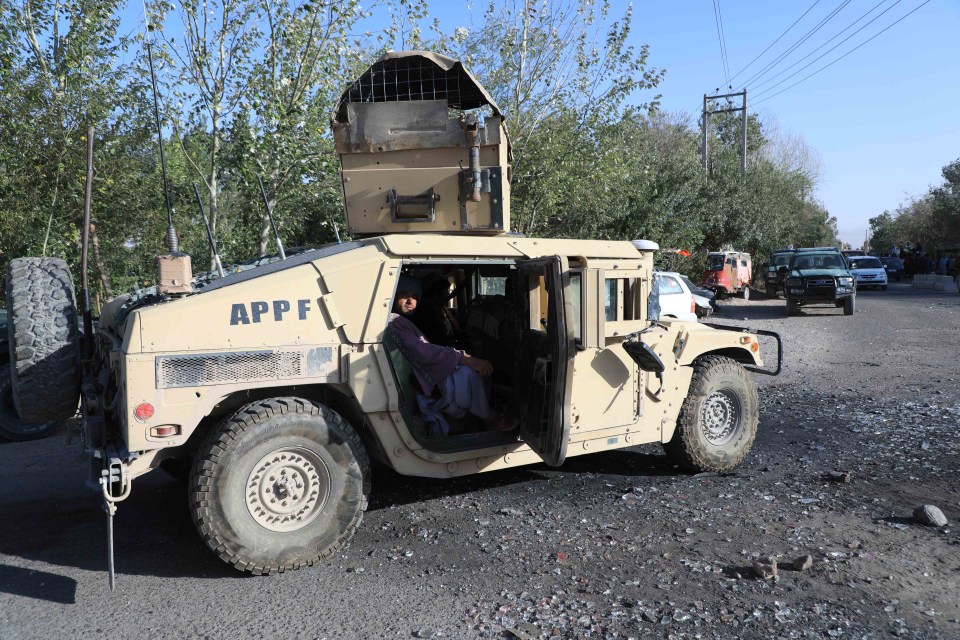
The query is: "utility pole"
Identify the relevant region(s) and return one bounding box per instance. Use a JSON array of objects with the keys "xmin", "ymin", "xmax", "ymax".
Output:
[{"xmin": 701, "ymin": 89, "xmax": 748, "ymax": 174}]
